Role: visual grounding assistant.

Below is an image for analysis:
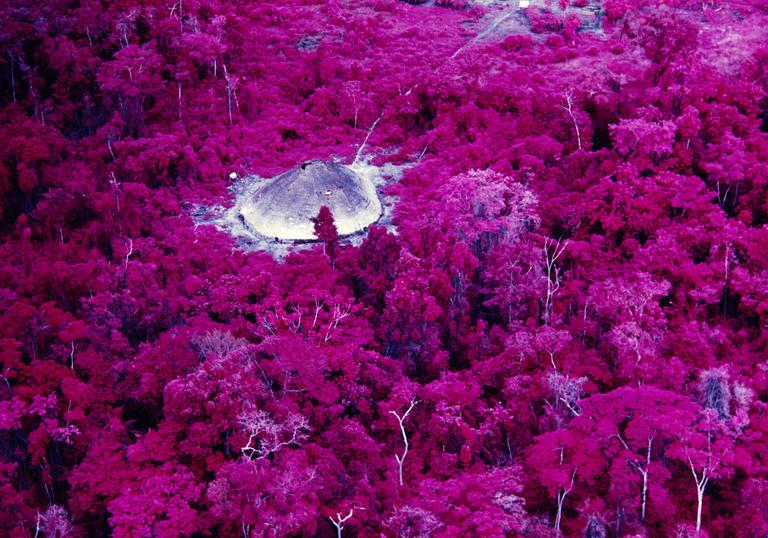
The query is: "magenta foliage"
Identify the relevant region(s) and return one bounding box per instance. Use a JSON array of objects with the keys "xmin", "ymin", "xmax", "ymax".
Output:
[{"xmin": 1, "ymin": 0, "xmax": 768, "ymax": 536}]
